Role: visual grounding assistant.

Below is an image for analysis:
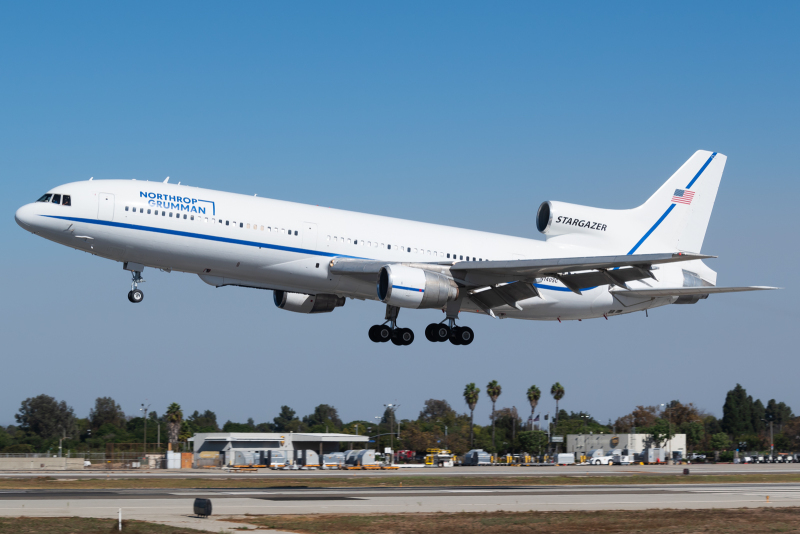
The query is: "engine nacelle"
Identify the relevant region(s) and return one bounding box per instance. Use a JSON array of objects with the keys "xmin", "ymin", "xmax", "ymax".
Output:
[
  {"xmin": 273, "ymin": 291, "xmax": 345, "ymax": 314},
  {"xmin": 536, "ymin": 200, "xmax": 614, "ymax": 238},
  {"xmin": 377, "ymin": 265, "xmax": 458, "ymax": 309}
]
